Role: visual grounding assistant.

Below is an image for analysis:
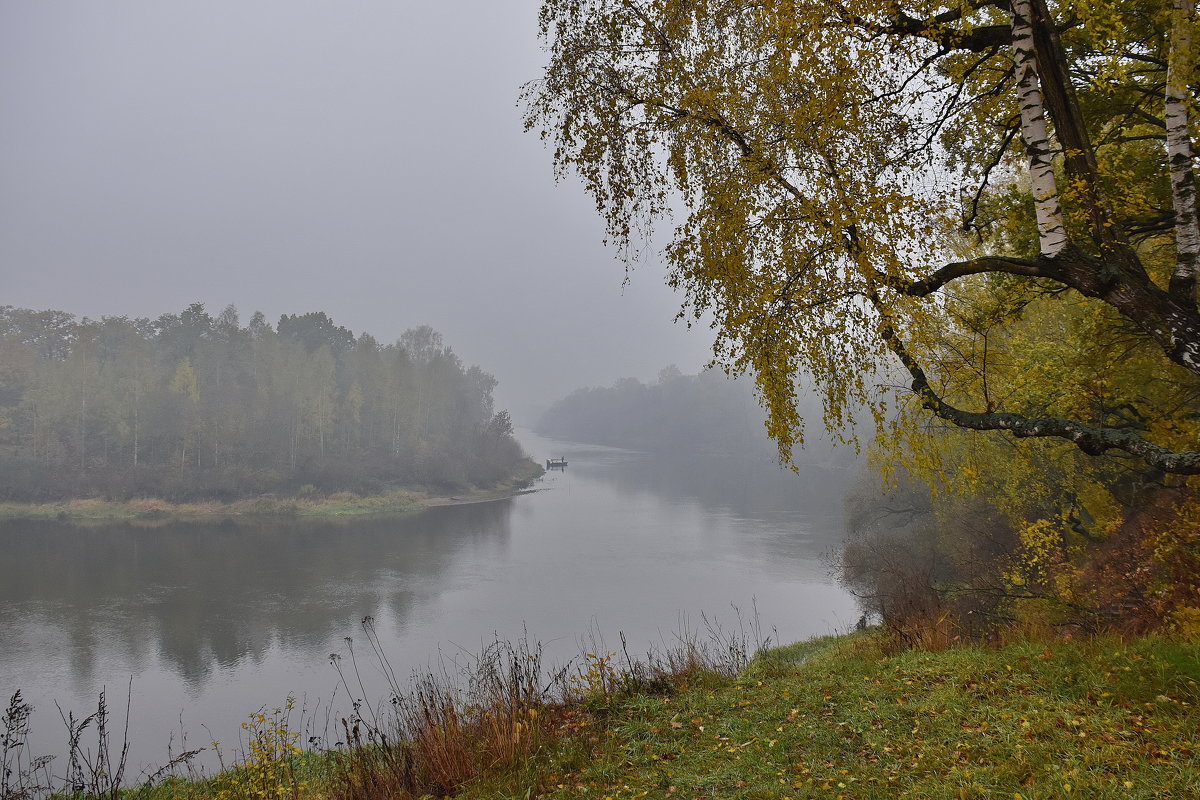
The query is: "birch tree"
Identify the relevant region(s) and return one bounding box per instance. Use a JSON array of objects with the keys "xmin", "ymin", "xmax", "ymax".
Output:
[{"xmin": 526, "ymin": 0, "xmax": 1200, "ymax": 473}]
